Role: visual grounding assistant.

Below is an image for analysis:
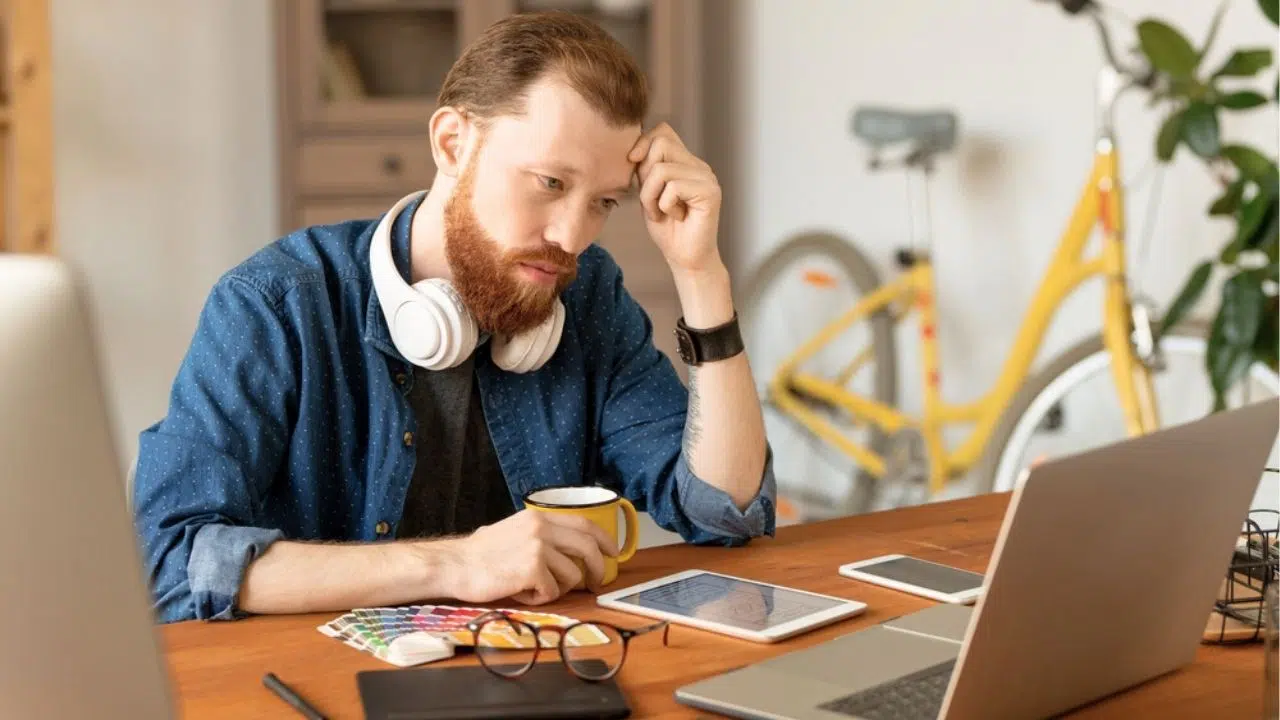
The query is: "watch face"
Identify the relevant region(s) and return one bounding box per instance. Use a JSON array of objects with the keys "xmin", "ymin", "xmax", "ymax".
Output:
[{"xmin": 674, "ymin": 327, "xmax": 696, "ymax": 364}]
